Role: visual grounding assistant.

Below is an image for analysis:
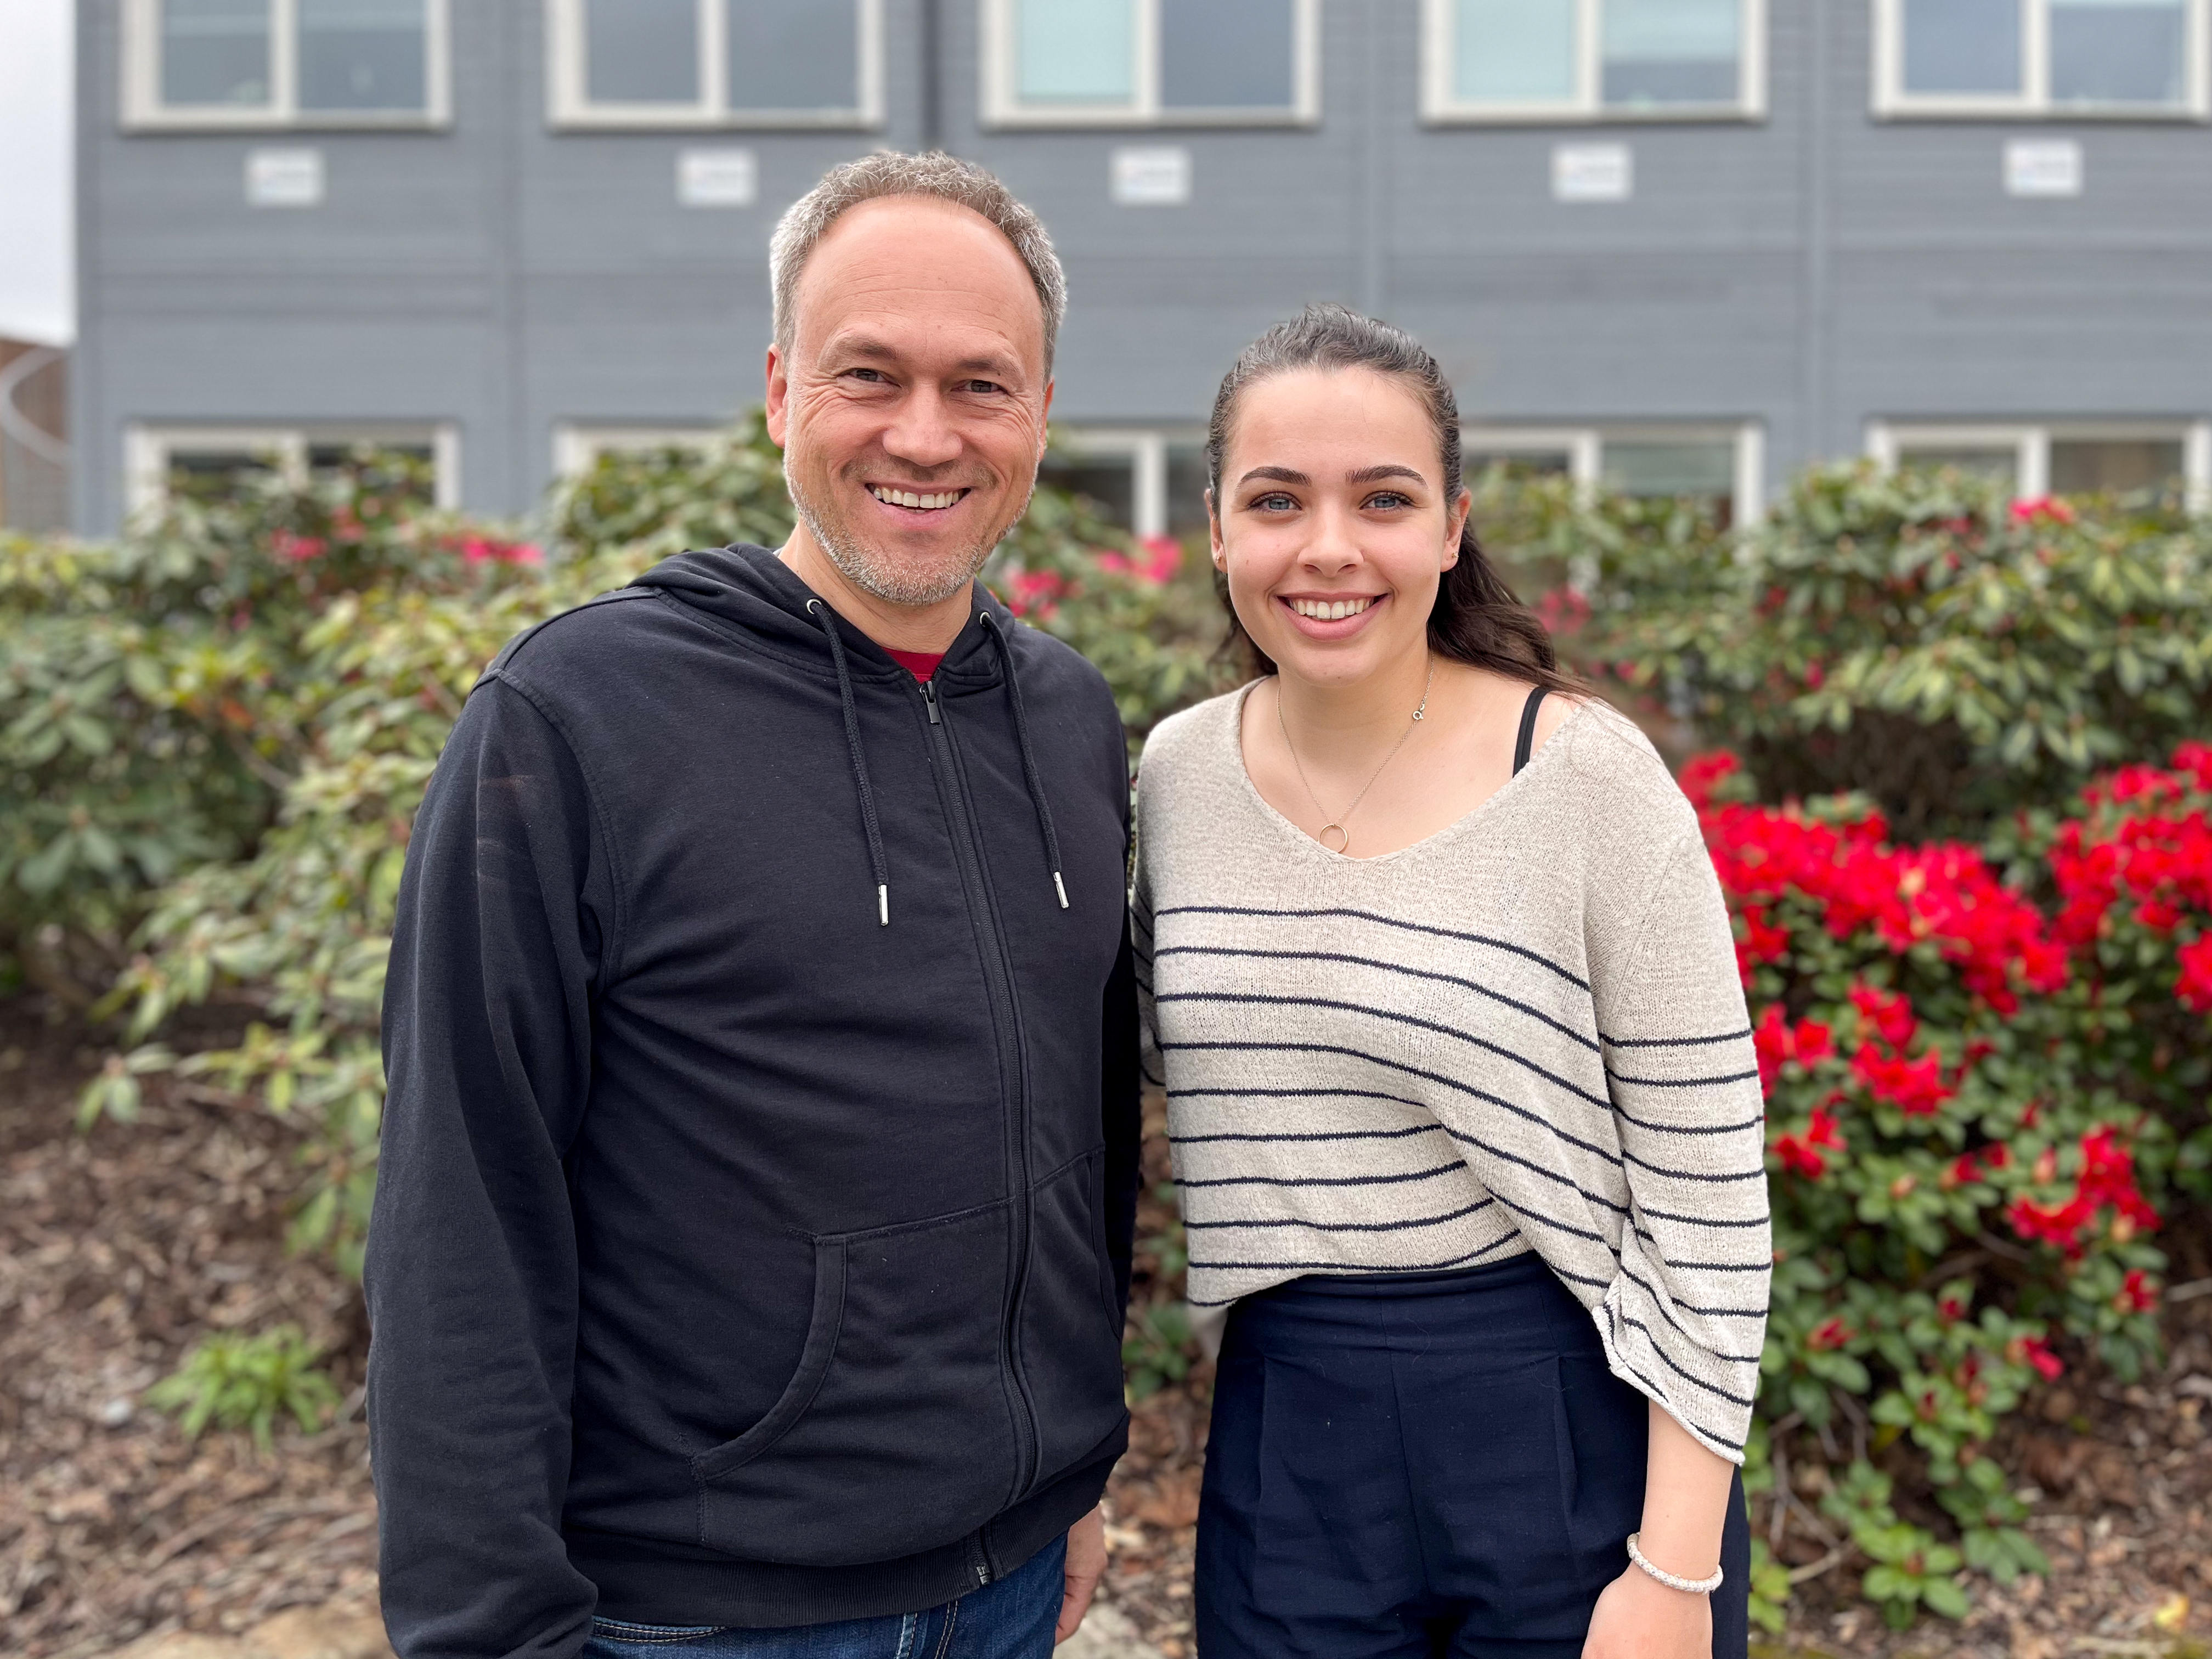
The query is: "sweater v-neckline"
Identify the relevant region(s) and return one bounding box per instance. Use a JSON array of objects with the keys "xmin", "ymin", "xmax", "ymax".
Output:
[{"xmin": 1223, "ymin": 678, "xmax": 1593, "ymax": 867}]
